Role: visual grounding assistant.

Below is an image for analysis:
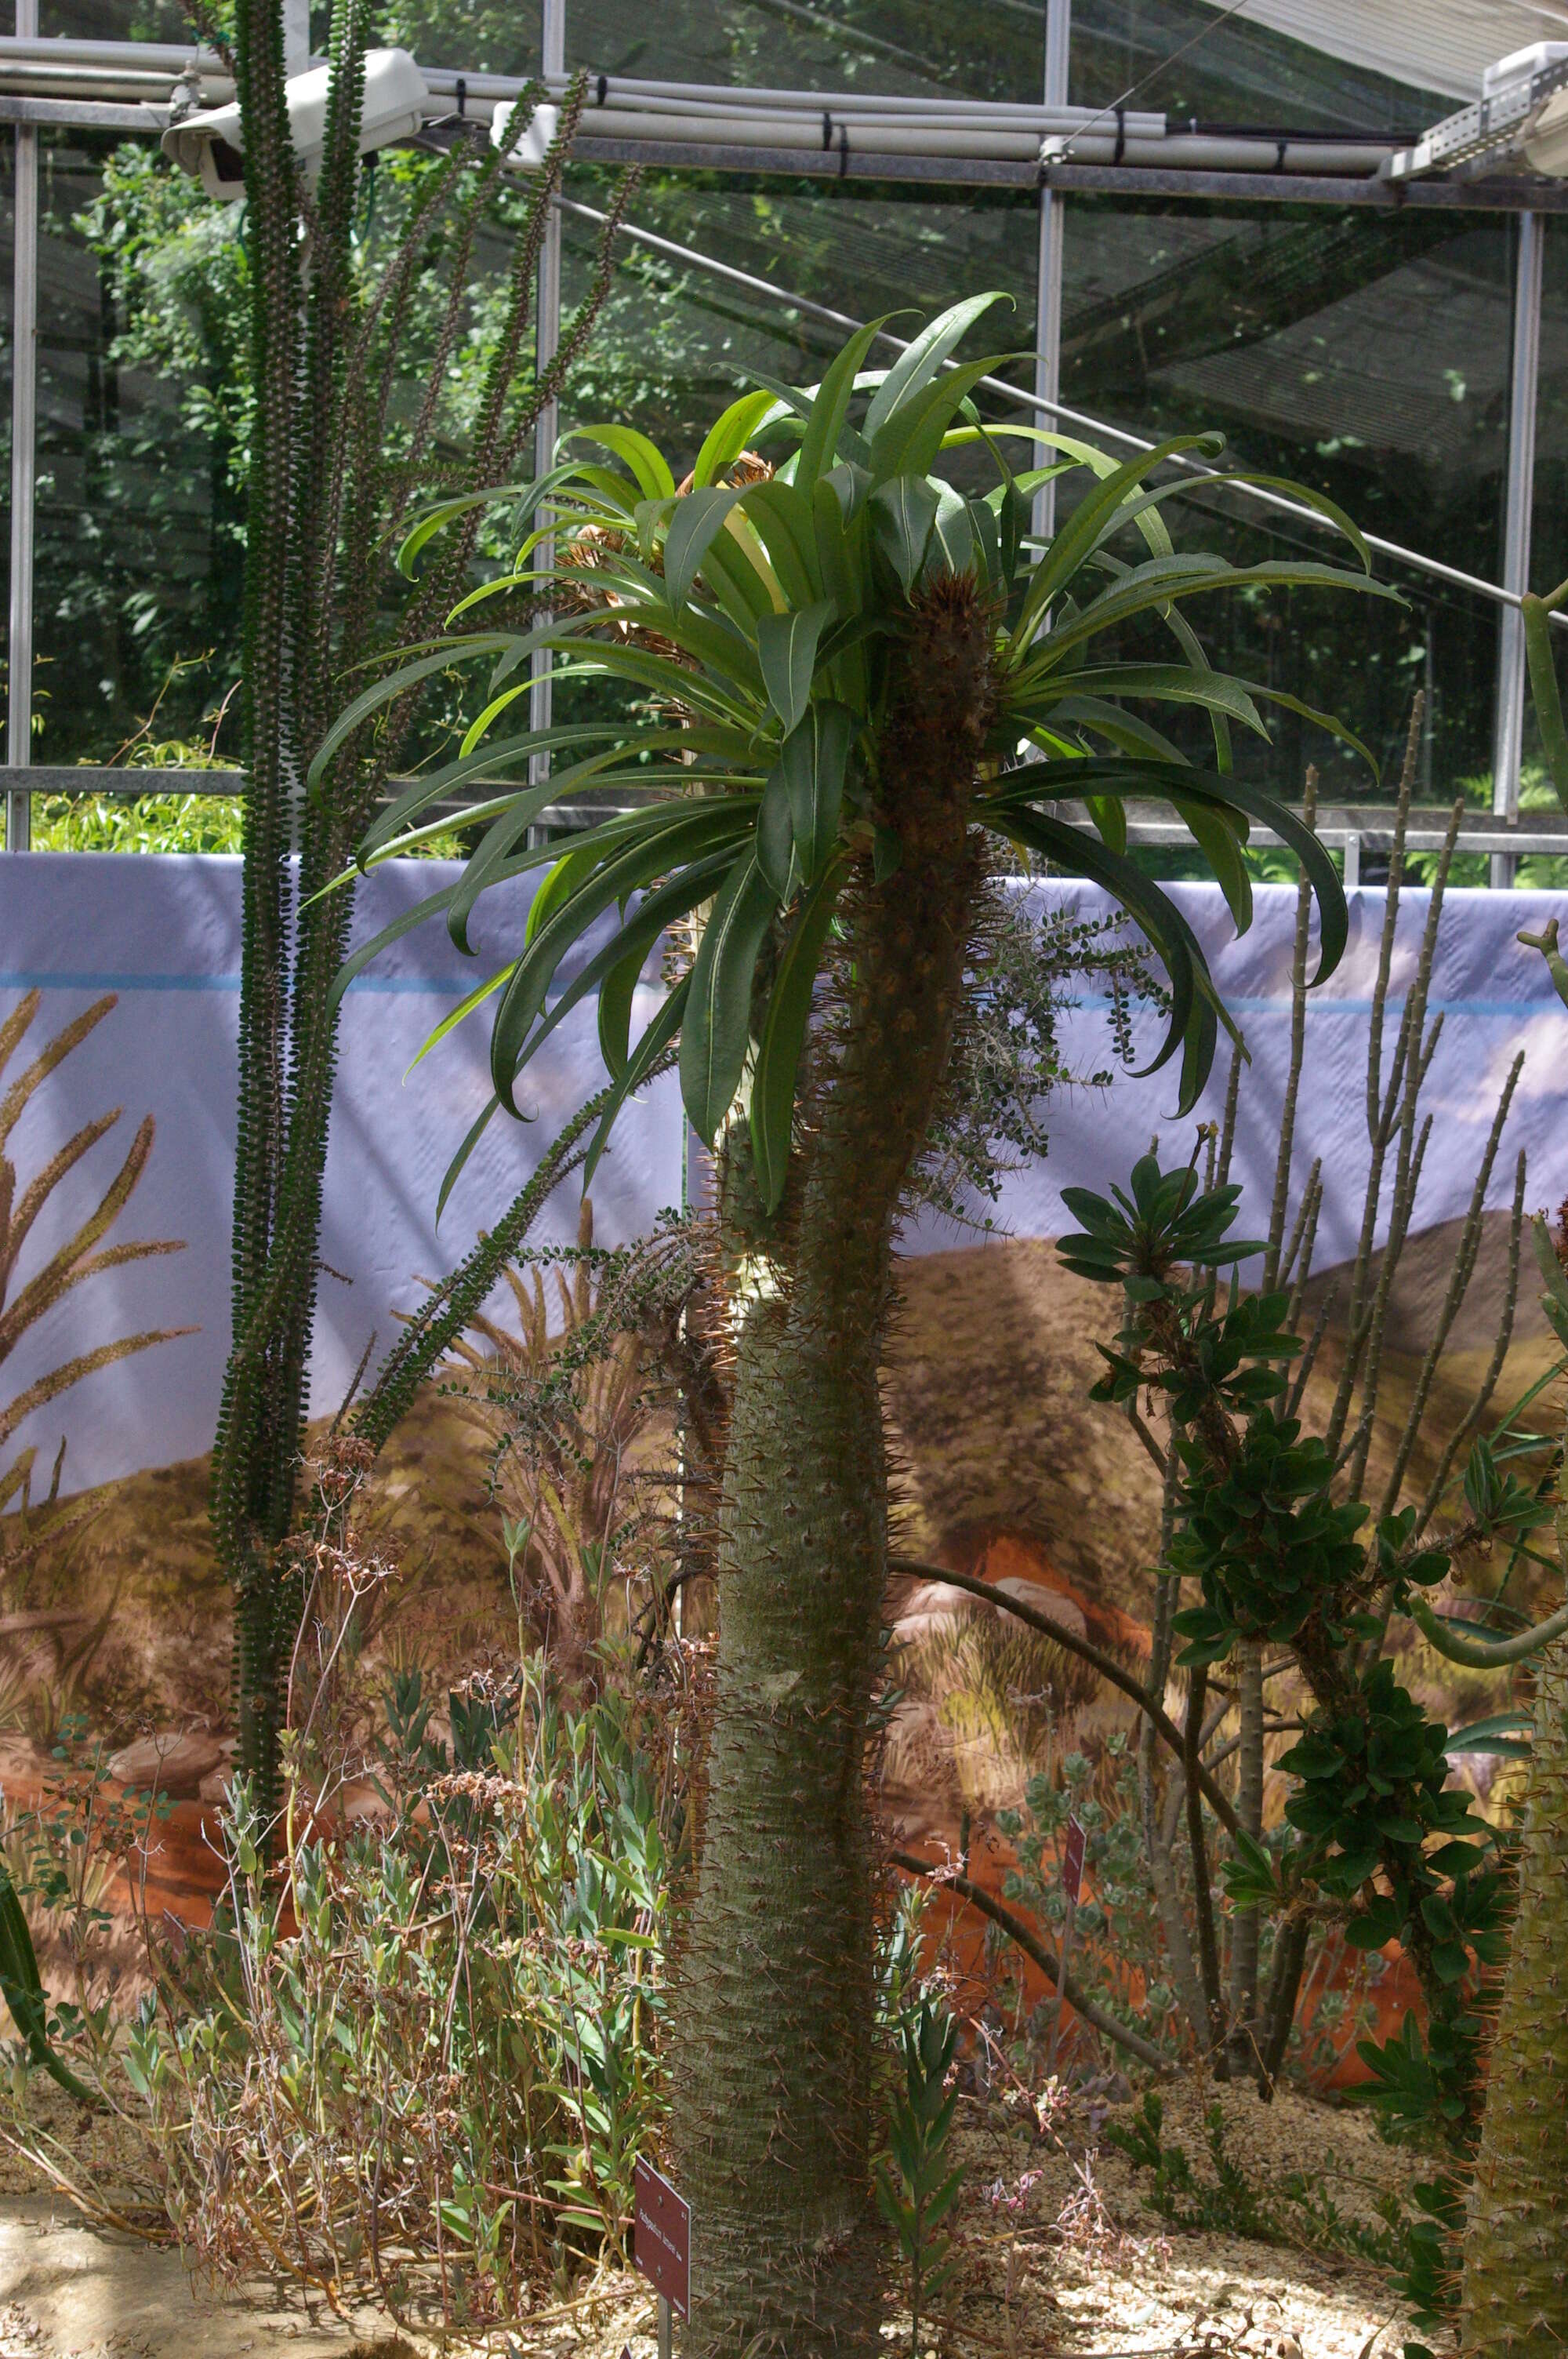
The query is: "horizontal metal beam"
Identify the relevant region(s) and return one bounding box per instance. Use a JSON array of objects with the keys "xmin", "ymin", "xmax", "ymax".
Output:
[
  {"xmin": 0, "ymin": 93, "xmax": 167, "ymax": 129},
  {"xmin": 5, "ymin": 766, "xmax": 245, "ymax": 794},
  {"xmin": 1041, "ymin": 798, "xmax": 1568, "ymax": 859},
  {"xmin": 11, "ymin": 772, "xmax": 1565, "ymax": 859},
  {"xmin": 1038, "ymin": 162, "xmax": 1568, "ymax": 213}
]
